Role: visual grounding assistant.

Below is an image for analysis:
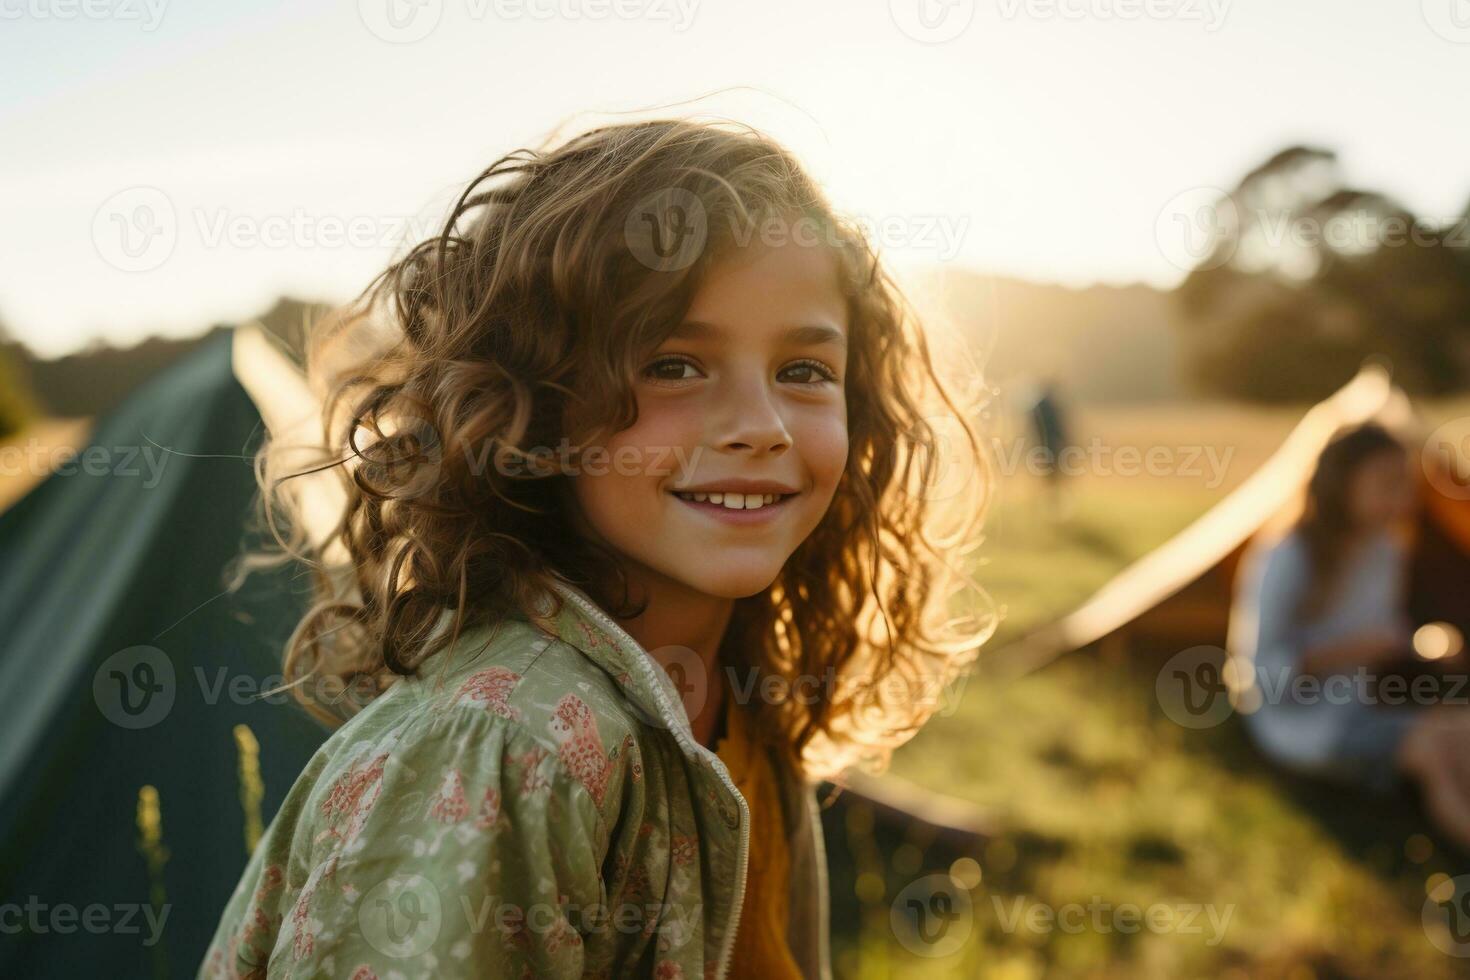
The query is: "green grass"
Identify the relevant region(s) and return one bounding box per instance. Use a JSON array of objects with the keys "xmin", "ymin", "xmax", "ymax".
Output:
[
  {"xmin": 972, "ymin": 486, "xmax": 1218, "ymax": 649},
  {"xmin": 830, "ymin": 429, "xmax": 1469, "ymax": 980}
]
